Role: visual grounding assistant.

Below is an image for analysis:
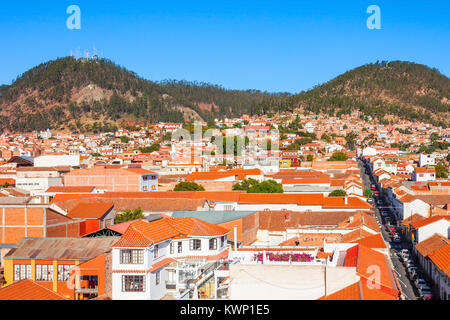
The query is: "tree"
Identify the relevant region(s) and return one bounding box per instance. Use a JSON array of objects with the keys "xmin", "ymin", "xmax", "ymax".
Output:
[
  {"xmin": 345, "ymin": 132, "xmax": 358, "ymax": 151},
  {"xmin": 139, "ymin": 143, "xmax": 160, "ymax": 153},
  {"xmin": 114, "ymin": 208, "xmax": 144, "ymax": 224},
  {"xmin": 446, "ymin": 153, "xmax": 450, "ymax": 162},
  {"xmin": 0, "ymin": 182, "xmax": 11, "ymax": 188},
  {"xmin": 329, "ymin": 190, "xmax": 347, "ymax": 197},
  {"xmin": 307, "ymin": 155, "xmax": 314, "ymax": 162},
  {"xmin": 174, "ymin": 182, "xmax": 205, "ymax": 191},
  {"xmin": 435, "ymin": 164, "xmax": 449, "ymax": 179},
  {"xmin": 233, "ymin": 178, "xmax": 284, "ymax": 193},
  {"xmin": 328, "ymin": 151, "xmax": 348, "ymax": 161},
  {"xmin": 364, "ymin": 189, "xmax": 373, "ymax": 198},
  {"xmin": 120, "ymin": 136, "xmax": 130, "ymax": 143}
]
